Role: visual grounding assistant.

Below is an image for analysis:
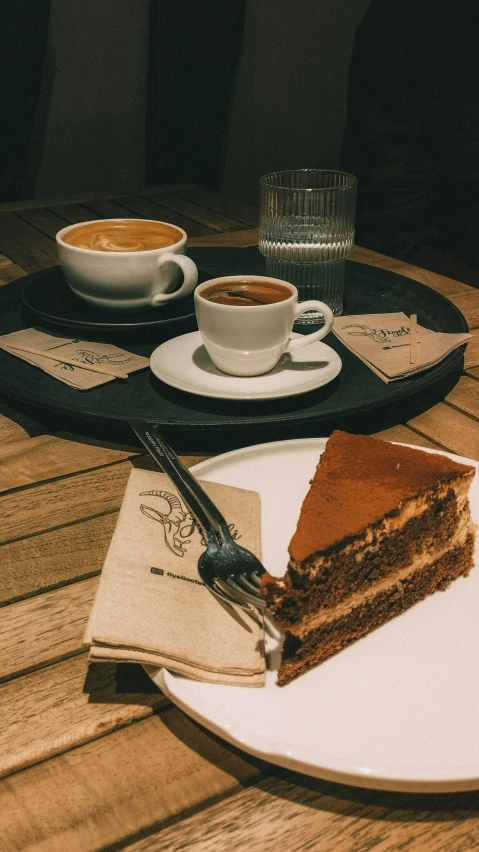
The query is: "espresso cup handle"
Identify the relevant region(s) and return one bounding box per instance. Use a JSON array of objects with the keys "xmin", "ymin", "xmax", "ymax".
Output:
[
  {"xmin": 151, "ymin": 253, "xmax": 198, "ymax": 305},
  {"xmin": 286, "ymin": 300, "xmax": 334, "ymax": 350}
]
